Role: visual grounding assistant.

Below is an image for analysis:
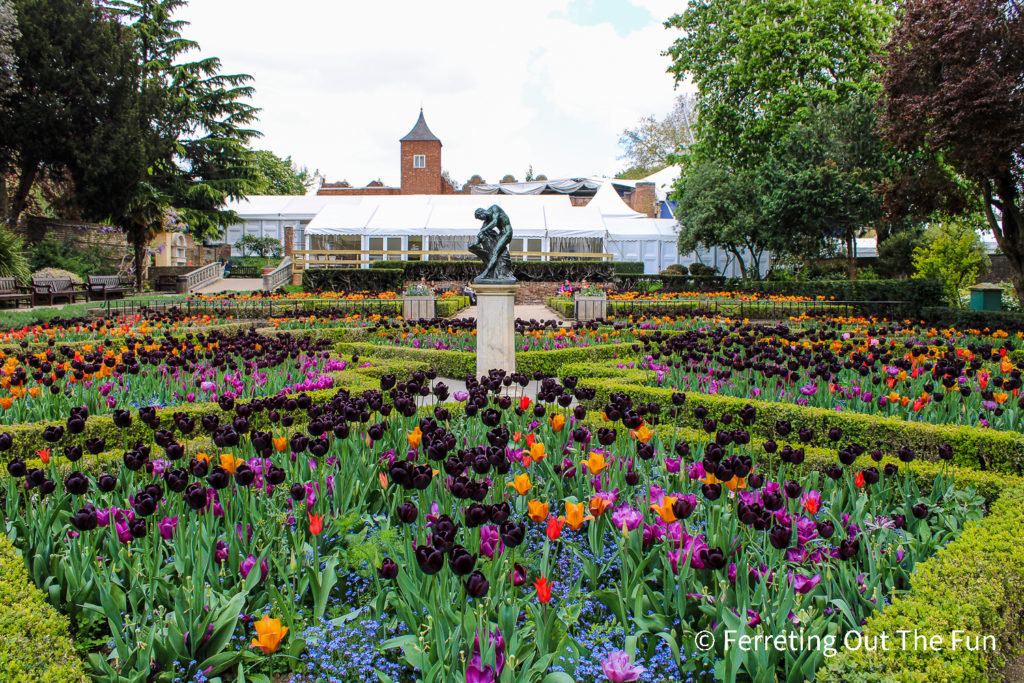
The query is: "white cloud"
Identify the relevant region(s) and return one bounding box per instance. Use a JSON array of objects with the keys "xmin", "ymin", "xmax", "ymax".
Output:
[{"xmin": 176, "ymin": 0, "xmax": 685, "ymax": 187}]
